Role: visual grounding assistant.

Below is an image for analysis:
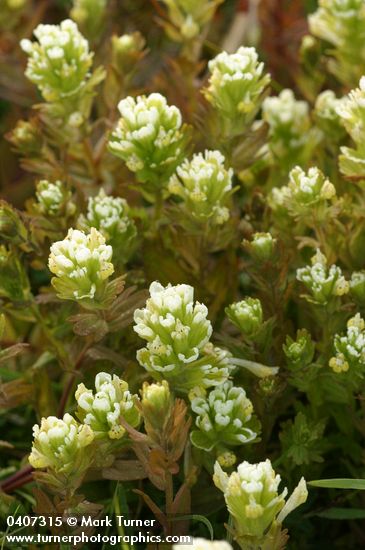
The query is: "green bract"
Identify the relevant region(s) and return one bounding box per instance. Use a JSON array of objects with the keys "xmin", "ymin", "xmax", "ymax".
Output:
[
  {"xmin": 71, "ymin": 0, "xmax": 107, "ymax": 36},
  {"xmin": 168, "ymin": 150, "xmax": 233, "ymax": 225},
  {"xmin": 20, "ymin": 19, "xmax": 93, "ymax": 102},
  {"xmin": 296, "ymin": 249, "xmax": 349, "ymax": 305},
  {"xmin": 329, "ymin": 314, "xmax": 365, "ymax": 375},
  {"xmin": 109, "ymin": 93, "xmax": 188, "ymax": 193},
  {"xmin": 225, "ymin": 297, "xmax": 263, "ymax": 336},
  {"xmin": 48, "ymin": 227, "xmax": 114, "ymax": 304},
  {"xmin": 29, "ymin": 413, "xmax": 94, "ymax": 474},
  {"xmin": 190, "ymin": 381, "xmax": 258, "ymax": 454},
  {"xmin": 0, "ymin": 245, "xmax": 30, "ymax": 302},
  {"xmin": 214, "ymin": 459, "xmax": 307, "ymax": 543},
  {"xmin": 133, "ymin": 281, "xmax": 233, "ymax": 391},
  {"xmin": 75, "ymin": 372, "xmax": 140, "ymax": 440},
  {"xmin": 204, "ymin": 46, "xmax": 270, "ymax": 132}
]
